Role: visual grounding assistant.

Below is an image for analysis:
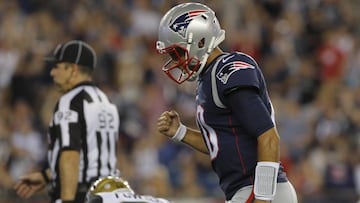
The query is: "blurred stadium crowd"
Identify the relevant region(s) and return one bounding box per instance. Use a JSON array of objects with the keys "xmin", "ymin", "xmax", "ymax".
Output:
[{"xmin": 0, "ymin": 0, "xmax": 359, "ymax": 202}]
